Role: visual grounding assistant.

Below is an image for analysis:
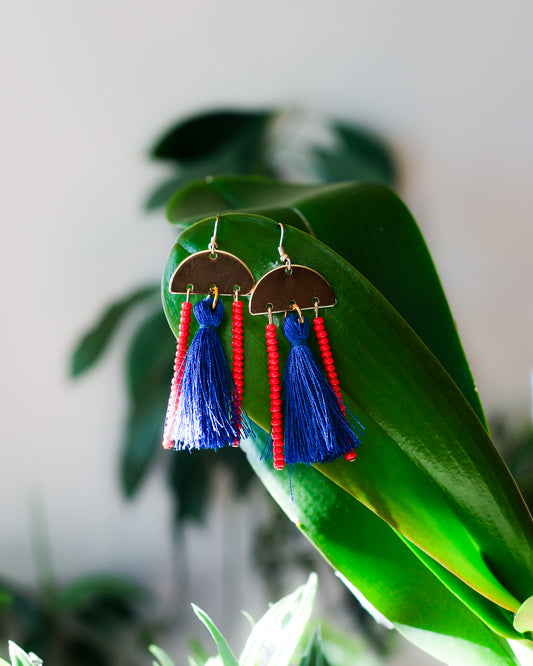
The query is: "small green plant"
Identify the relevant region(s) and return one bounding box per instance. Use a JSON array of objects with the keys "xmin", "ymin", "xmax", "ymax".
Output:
[
  {"xmin": 149, "ymin": 574, "xmax": 351, "ymax": 666},
  {"xmin": 0, "ymin": 641, "xmax": 41, "ymax": 666}
]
